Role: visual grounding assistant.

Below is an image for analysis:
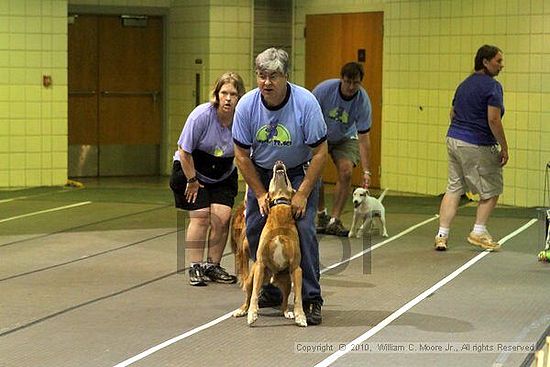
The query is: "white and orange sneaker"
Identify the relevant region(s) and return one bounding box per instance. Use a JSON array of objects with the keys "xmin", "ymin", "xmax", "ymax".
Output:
[
  {"xmin": 467, "ymin": 231, "xmax": 501, "ymax": 251},
  {"xmin": 434, "ymin": 235, "xmax": 448, "ymax": 251}
]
